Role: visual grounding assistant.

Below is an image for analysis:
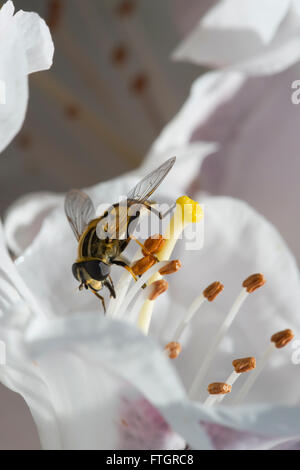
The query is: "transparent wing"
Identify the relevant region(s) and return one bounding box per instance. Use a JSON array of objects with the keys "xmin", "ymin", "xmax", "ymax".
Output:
[
  {"xmin": 96, "ymin": 203, "xmax": 131, "ymax": 240},
  {"xmin": 126, "ymin": 157, "xmax": 176, "ymax": 203},
  {"xmin": 65, "ymin": 189, "xmax": 95, "ymax": 240},
  {"xmin": 96, "ymin": 157, "xmax": 176, "ymax": 240}
]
